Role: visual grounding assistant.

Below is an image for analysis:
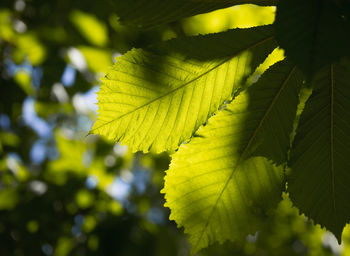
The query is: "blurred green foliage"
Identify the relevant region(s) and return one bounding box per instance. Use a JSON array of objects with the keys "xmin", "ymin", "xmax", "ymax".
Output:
[{"xmin": 0, "ymin": 0, "xmax": 349, "ymax": 255}]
